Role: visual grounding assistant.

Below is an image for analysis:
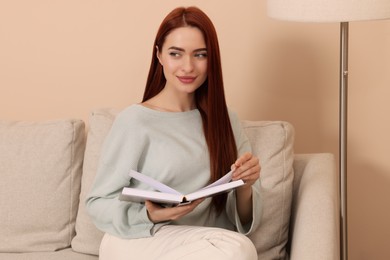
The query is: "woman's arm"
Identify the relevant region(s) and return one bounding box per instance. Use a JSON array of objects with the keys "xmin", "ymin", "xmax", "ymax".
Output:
[{"xmin": 232, "ymin": 152, "xmax": 261, "ymax": 224}]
